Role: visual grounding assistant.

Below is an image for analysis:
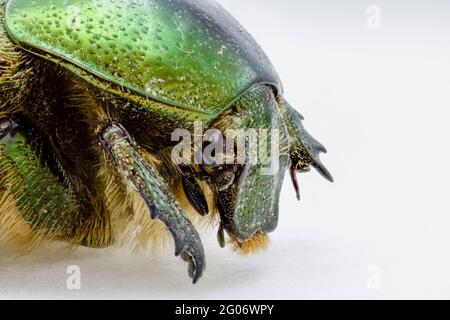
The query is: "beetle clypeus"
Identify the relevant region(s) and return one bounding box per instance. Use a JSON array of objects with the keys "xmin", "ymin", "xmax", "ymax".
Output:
[{"xmin": 0, "ymin": 0, "xmax": 332, "ymax": 283}]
